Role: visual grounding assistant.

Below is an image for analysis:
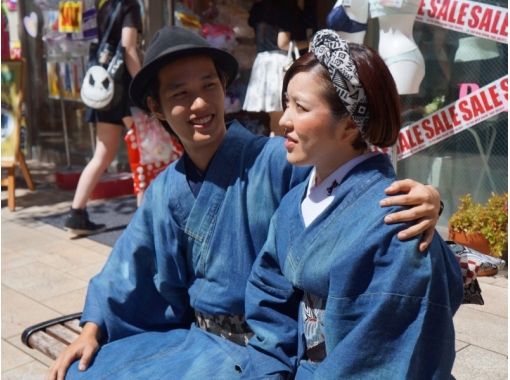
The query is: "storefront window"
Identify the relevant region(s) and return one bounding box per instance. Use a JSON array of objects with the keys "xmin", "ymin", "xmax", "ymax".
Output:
[{"xmin": 395, "ymin": 0, "xmax": 508, "ymax": 227}]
